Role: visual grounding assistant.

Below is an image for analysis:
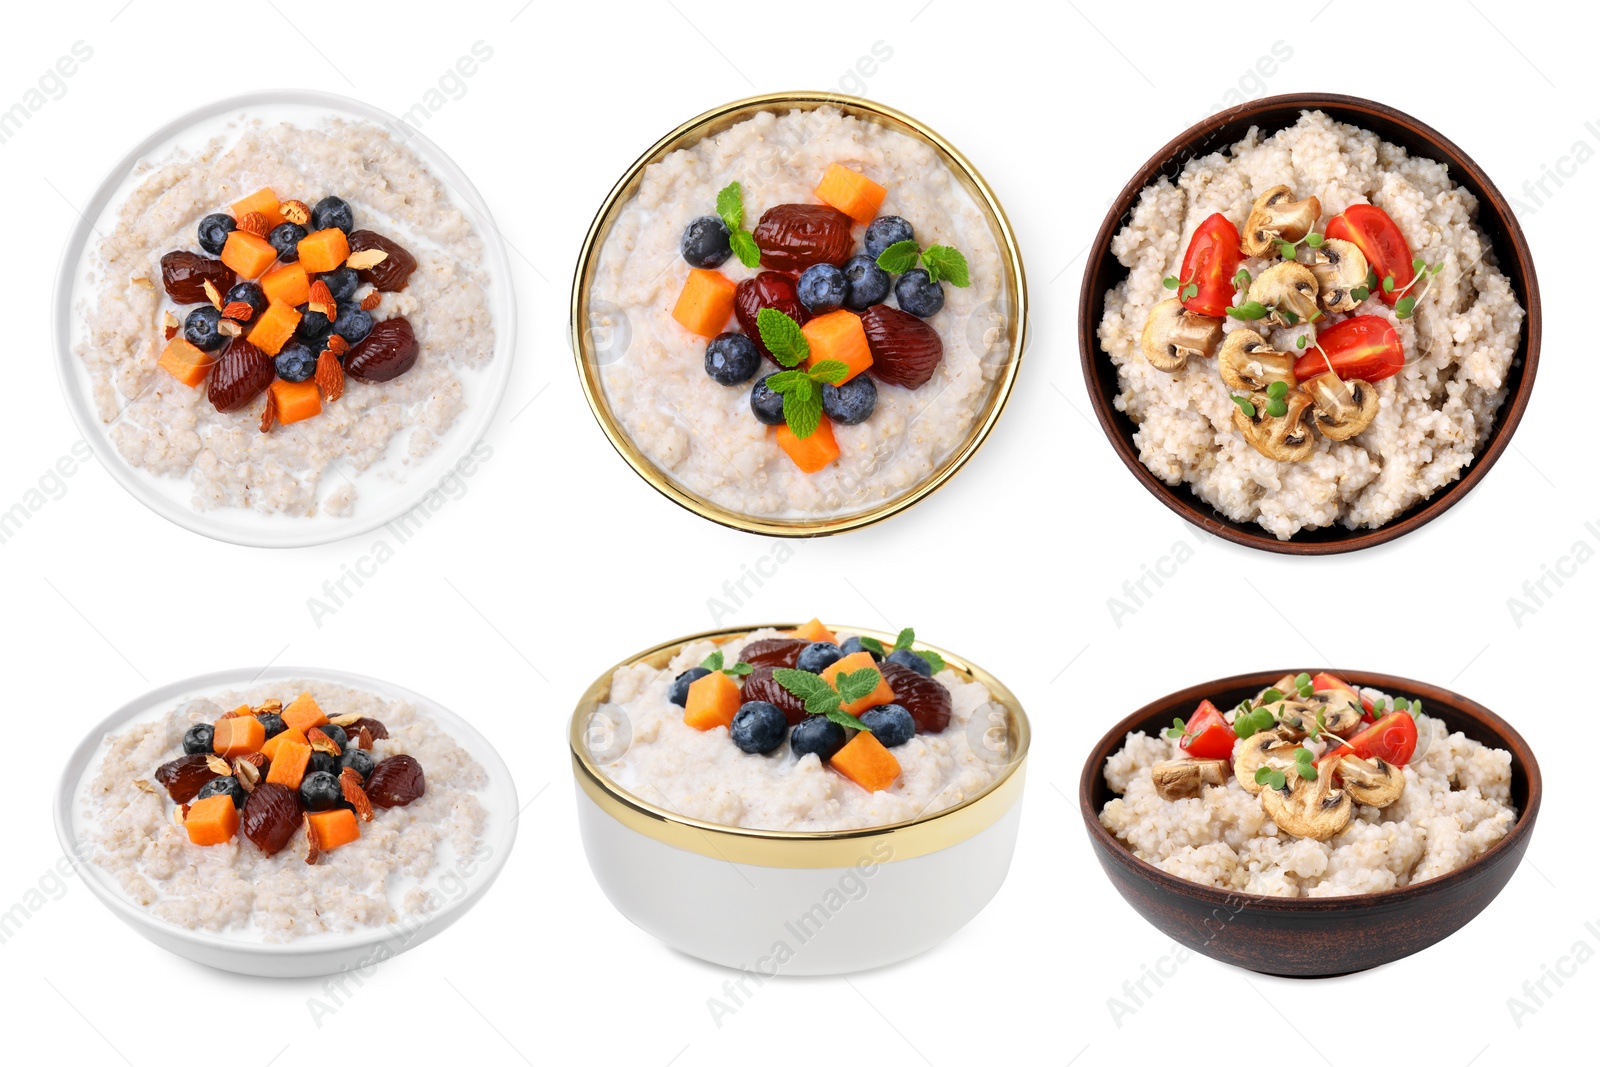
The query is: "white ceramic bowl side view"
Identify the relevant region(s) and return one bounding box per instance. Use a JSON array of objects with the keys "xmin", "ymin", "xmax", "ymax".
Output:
[
  {"xmin": 54, "ymin": 667, "xmax": 519, "ymax": 978},
  {"xmin": 52, "ymin": 90, "xmax": 517, "ymax": 548},
  {"xmin": 569, "ymin": 627, "xmax": 1030, "ymax": 976}
]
